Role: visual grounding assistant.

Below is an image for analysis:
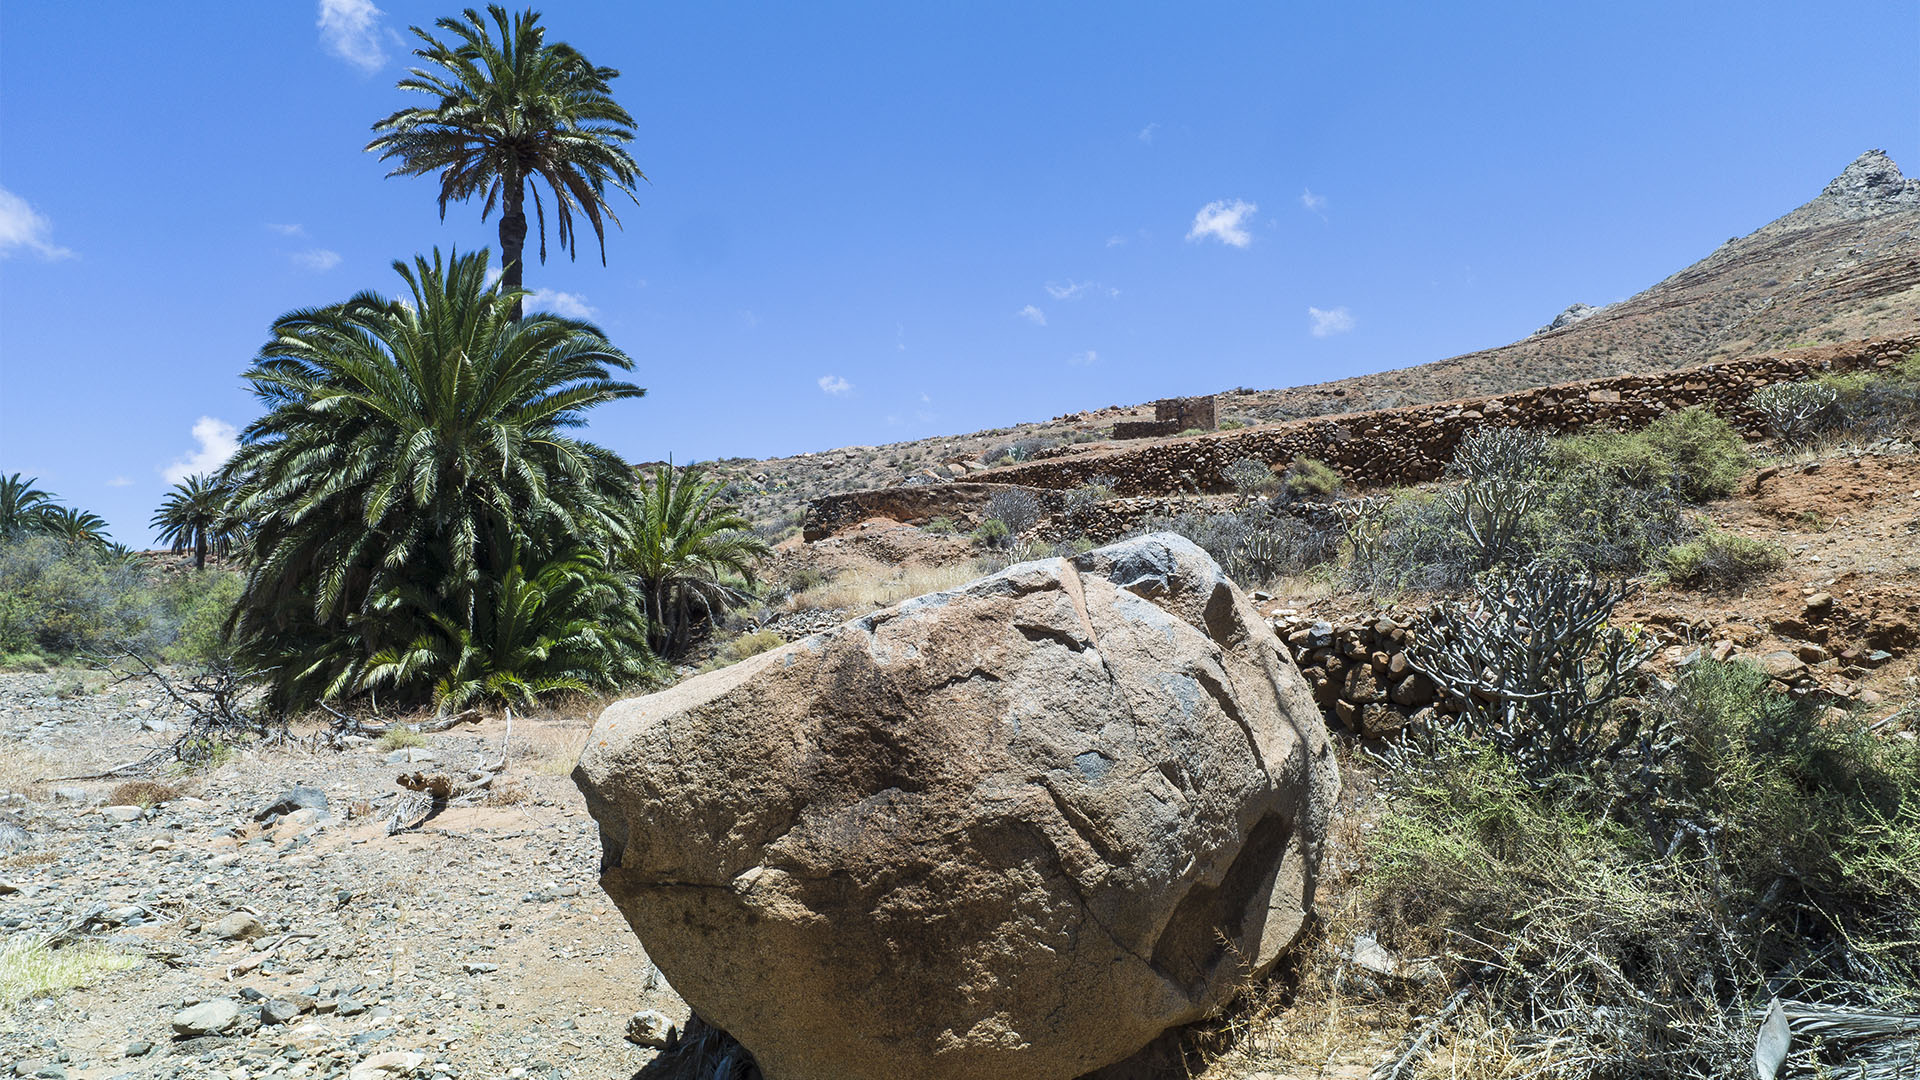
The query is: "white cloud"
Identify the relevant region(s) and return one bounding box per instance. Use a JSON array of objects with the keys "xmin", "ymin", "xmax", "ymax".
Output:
[
  {"xmin": 106, "ymin": 476, "xmax": 133, "ymax": 488},
  {"xmin": 1044, "ymin": 279, "xmax": 1117, "ymax": 301},
  {"xmin": 1137, "ymin": 123, "xmax": 1160, "ymax": 143},
  {"xmin": 317, "ymin": 0, "xmax": 388, "ymax": 72},
  {"xmin": 1307, "ymin": 306, "xmax": 1355, "ymax": 337},
  {"xmin": 818, "ymin": 375, "xmax": 852, "ymax": 397},
  {"xmin": 1299, "ymin": 188, "xmax": 1326, "ymax": 213},
  {"xmin": 1106, "ymin": 235, "xmax": 1127, "ymax": 248},
  {"xmin": 291, "ymin": 248, "xmax": 341, "ymax": 271},
  {"xmin": 1068, "ymin": 350, "xmax": 1099, "ymax": 367},
  {"xmin": 266, "ymin": 223, "xmax": 307, "ymax": 237},
  {"xmin": 1186, "ymin": 199, "xmax": 1257, "ymax": 248},
  {"xmin": 1017, "ymin": 305, "xmax": 1047, "ymax": 326},
  {"xmin": 527, "ymin": 288, "xmax": 595, "ymax": 319},
  {"xmin": 162, "ymin": 417, "xmax": 240, "ymax": 485},
  {"xmin": 0, "ymin": 186, "xmax": 75, "ymax": 260}
]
